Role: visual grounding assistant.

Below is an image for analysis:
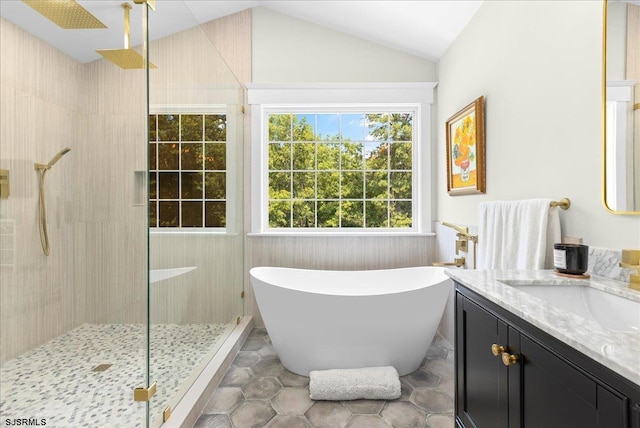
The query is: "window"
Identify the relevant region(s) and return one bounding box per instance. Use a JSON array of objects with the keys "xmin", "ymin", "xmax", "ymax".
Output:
[
  {"xmin": 267, "ymin": 111, "xmax": 414, "ymax": 229},
  {"xmin": 248, "ymin": 83, "xmax": 436, "ymax": 234},
  {"xmin": 149, "ymin": 112, "xmax": 227, "ymax": 229}
]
